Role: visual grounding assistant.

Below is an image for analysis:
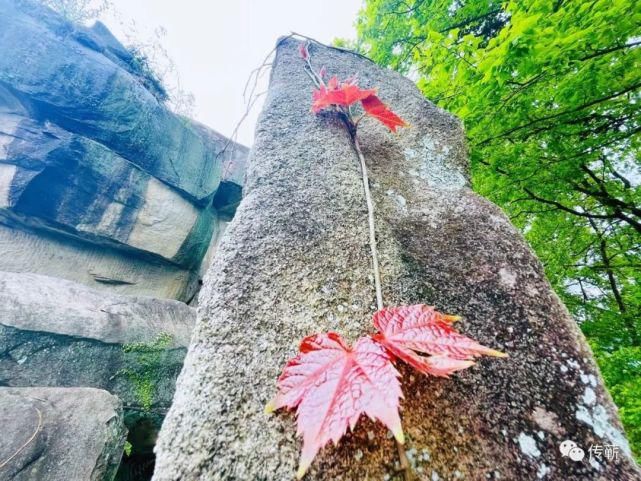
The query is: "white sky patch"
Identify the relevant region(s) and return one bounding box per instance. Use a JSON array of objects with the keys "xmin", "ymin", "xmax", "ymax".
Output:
[
  {"xmin": 98, "ymin": 0, "xmax": 361, "ymax": 146},
  {"xmin": 406, "ymin": 64, "xmax": 420, "ymax": 82},
  {"xmin": 563, "ymin": 277, "xmax": 606, "ymax": 300}
]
